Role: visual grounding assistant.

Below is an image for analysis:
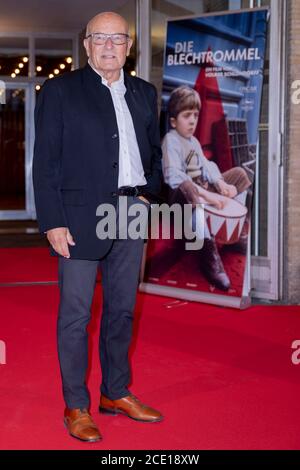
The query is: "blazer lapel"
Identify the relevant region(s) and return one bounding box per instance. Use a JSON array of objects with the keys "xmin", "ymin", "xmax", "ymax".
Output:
[
  {"xmin": 82, "ymin": 64, "xmax": 117, "ymax": 124},
  {"xmin": 123, "ymin": 72, "xmax": 147, "ymax": 155},
  {"xmin": 81, "ymin": 65, "xmax": 148, "ymax": 162}
]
